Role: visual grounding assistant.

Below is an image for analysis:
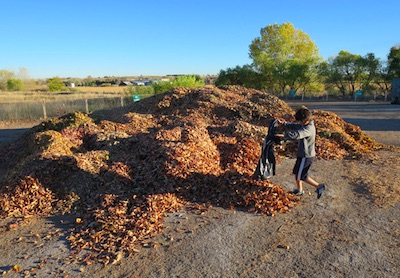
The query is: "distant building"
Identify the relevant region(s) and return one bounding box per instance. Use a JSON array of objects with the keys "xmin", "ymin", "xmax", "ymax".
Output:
[
  {"xmin": 119, "ymin": 78, "xmax": 171, "ymax": 86},
  {"xmin": 119, "ymin": 81, "xmax": 133, "ymax": 86},
  {"xmin": 132, "ymin": 80, "xmax": 154, "ymax": 86},
  {"xmin": 132, "ymin": 80, "xmax": 146, "ymax": 86}
]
